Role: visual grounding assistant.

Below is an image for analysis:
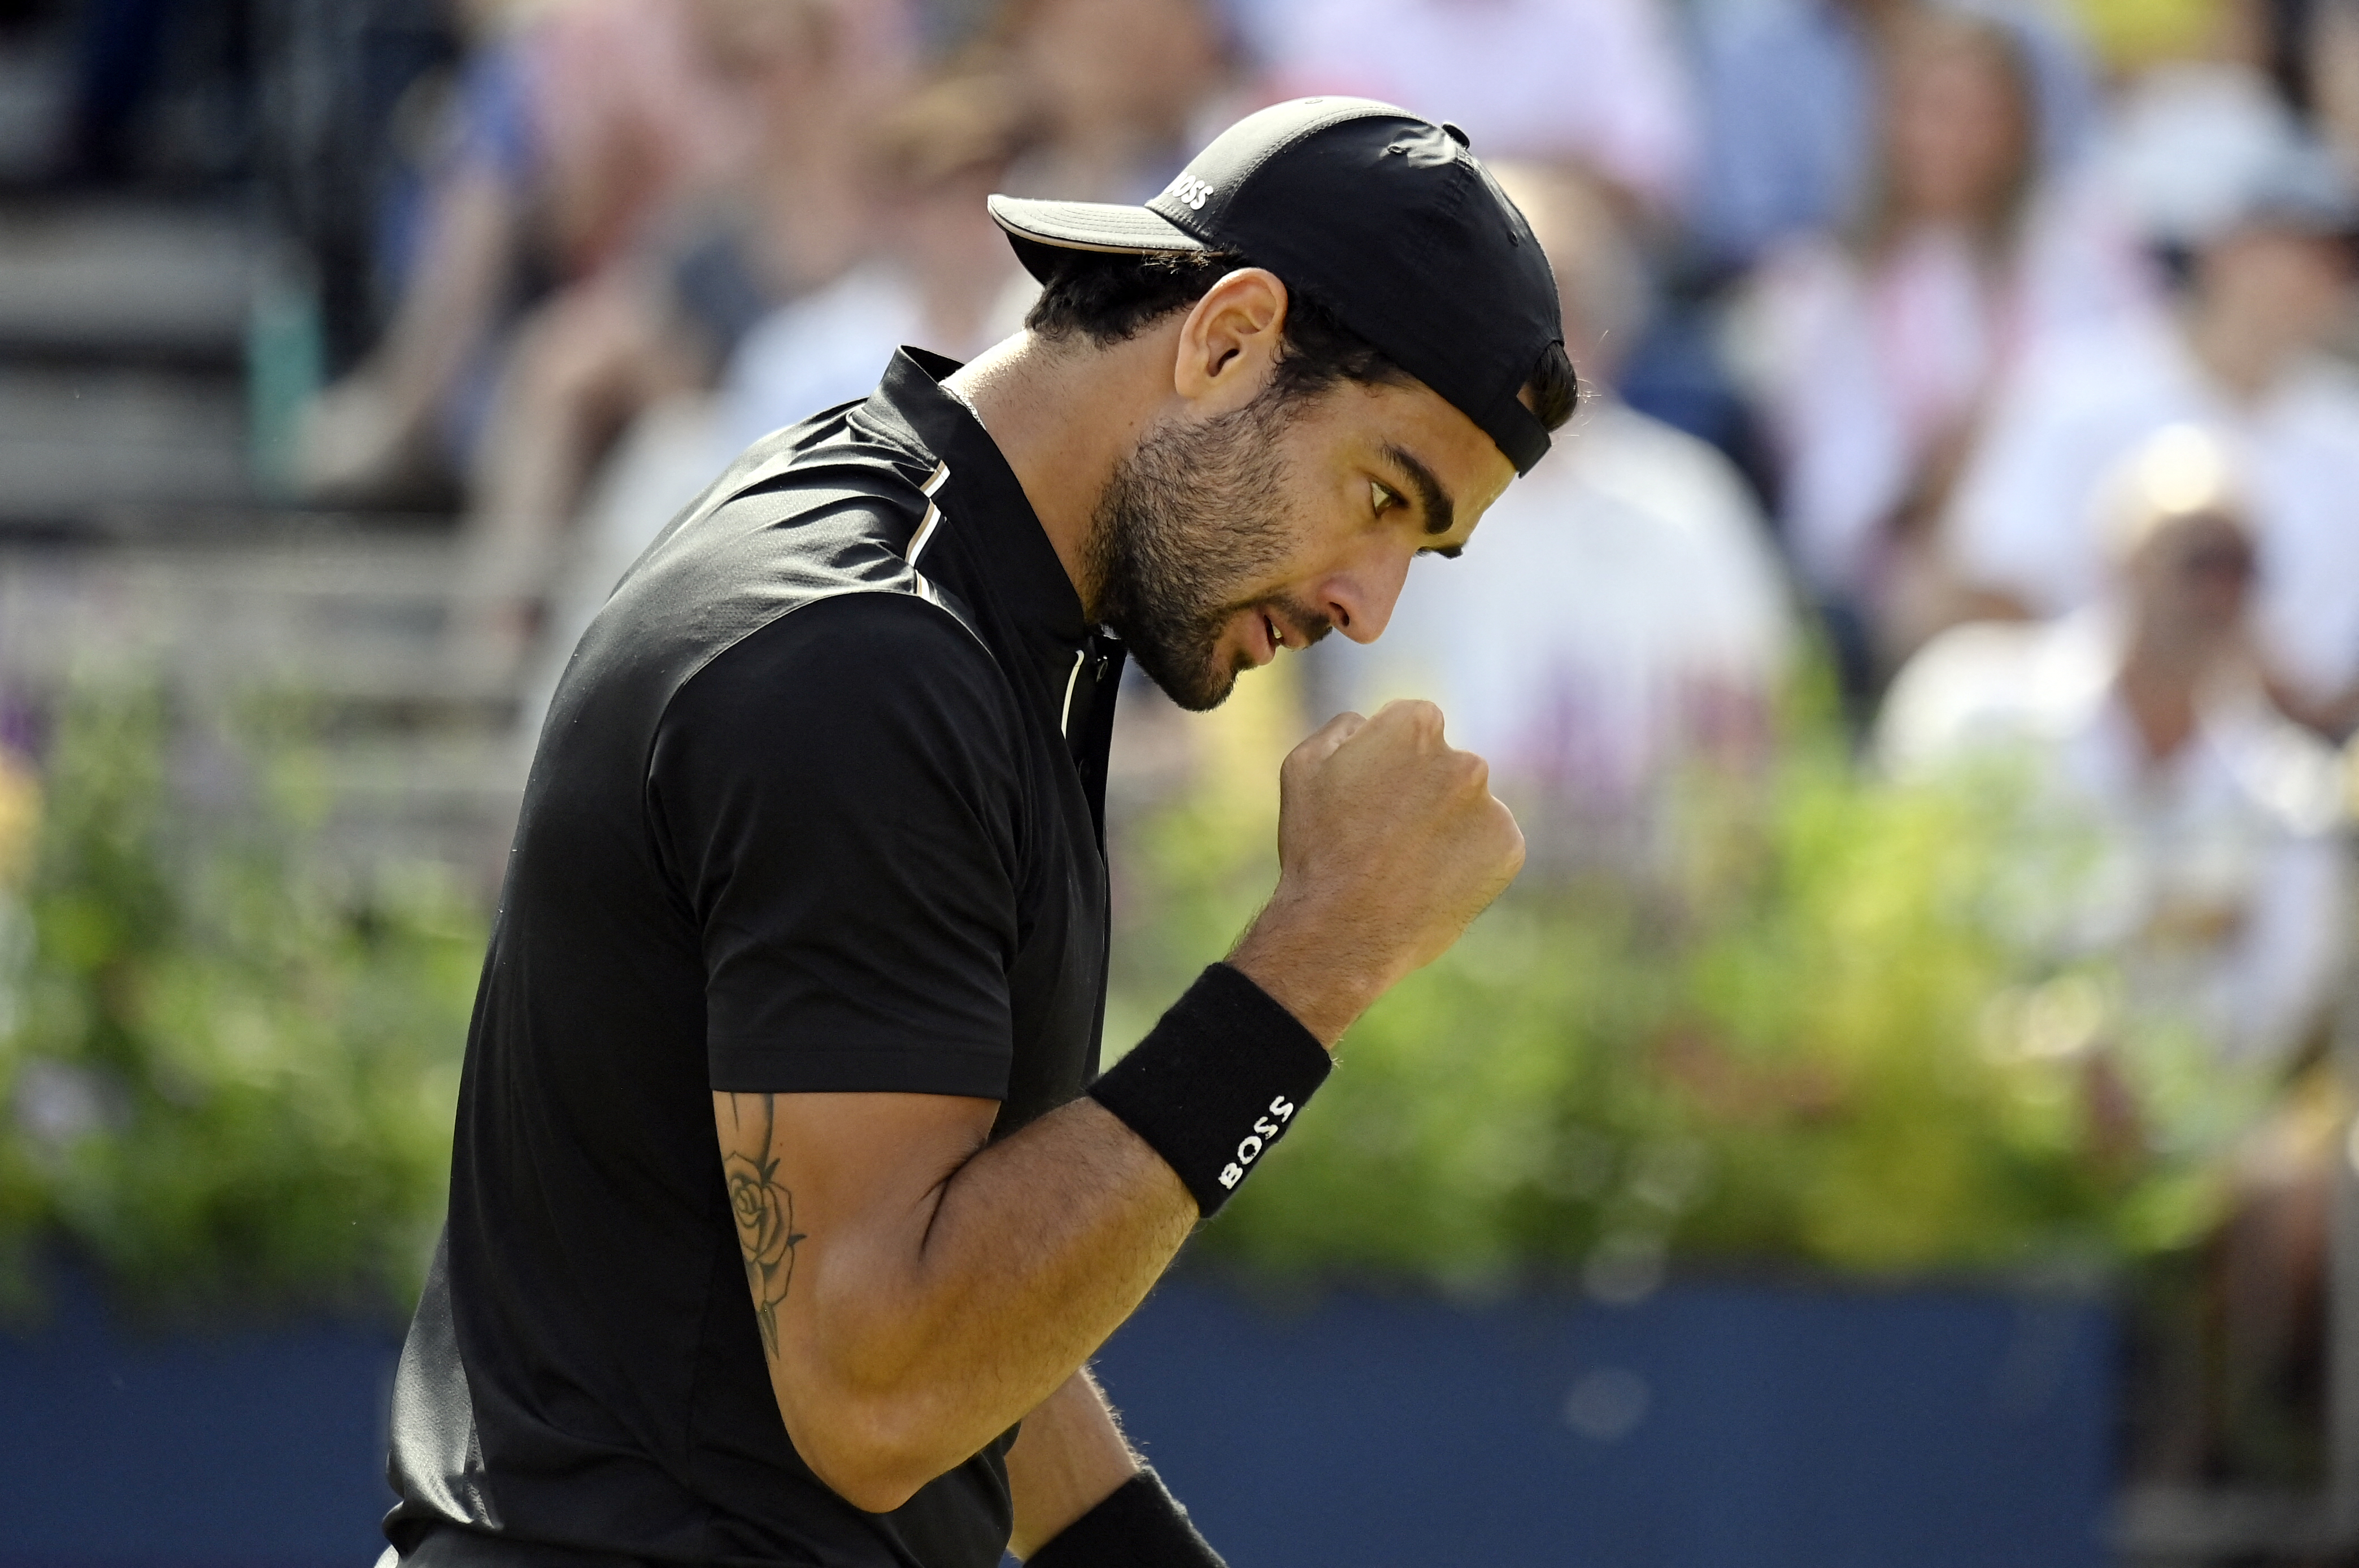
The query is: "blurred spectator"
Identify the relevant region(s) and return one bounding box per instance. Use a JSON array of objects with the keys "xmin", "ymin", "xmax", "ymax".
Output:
[
  {"xmin": 990, "ymin": 0, "xmax": 1240, "ymax": 203},
  {"xmin": 513, "ymin": 65, "xmax": 1033, "ymax": 745},
  {"xmin": 442, "ymin": 0, "xmax": 916, "ymax": 670},
  {"xmin": 1331, "ymin": 163, "xmax": 1795, "ymax": 867},
  {"xmin": 718, "ymin": 68, "xmax": 1033, "ymax": 452},
  {"xmin": 1688, "ymin": 0, "xmax": 2099, "ymax": 271},
  {"xmin": 1883, "ymin": 425, "xmax": 2347, "ymax": 1066},
  {"xmin": 1884, "ymin": 424, "xmax": 2351, "ymax": 1486},
  {"xmin": 1944, "ymin": 135, "xmax": 2359, "ymax": 737},
  {"xmin": 2074, "ymin": 0, "xmax": 2347, "ymax": 115},
  {"xmin": 2099, "ymin": 52, "xmax": 2307, "ymax": 251},
  {"xmin": 297, "ymin": 0, "xmax": 874, "ymax": 507},
  {"xmin": 2088, "ymin": 0, "xmax": 2359, "ymax": 268},
  {"xmin": 1729, "ymin": 8, "xmax": 2157, "ymax": 680},
  {"xmin": 497, "ymin": 0, "xmax": 1231, "ymax": 708},
  {"xmin": 1259, "ymin": 0, "xmax": 1698, "ymax": 219},
  {"xmin": 2318, "ymin": 0, "xmax": 2359, "ymax": 176}
]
